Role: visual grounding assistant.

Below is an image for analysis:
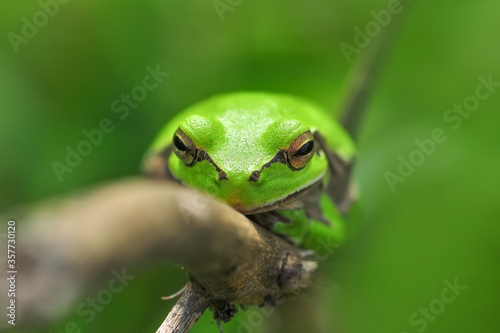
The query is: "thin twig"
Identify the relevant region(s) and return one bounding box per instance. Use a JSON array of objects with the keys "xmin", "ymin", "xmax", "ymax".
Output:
[
  {"xmin": 156, "ymin": 281, "xmax": 212, "ymax": 333},
  {"xmin": 161, "ymin": 283, "xmax": 189, "ymax": 300}
]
